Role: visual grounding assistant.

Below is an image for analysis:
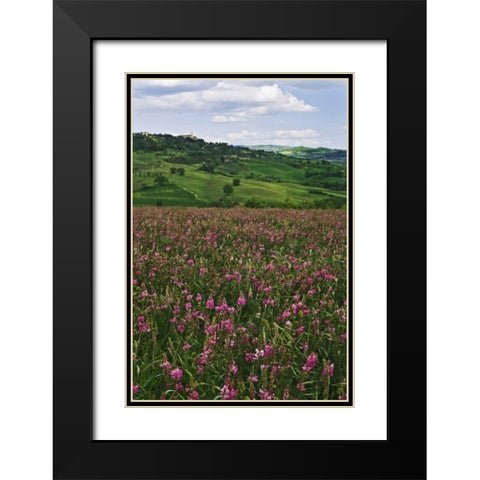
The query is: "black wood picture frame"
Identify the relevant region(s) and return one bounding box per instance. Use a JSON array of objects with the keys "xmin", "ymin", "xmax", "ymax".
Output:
[{"xmin": 53, "ymin": 1, "xmax": 426, "ymax": 479}]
